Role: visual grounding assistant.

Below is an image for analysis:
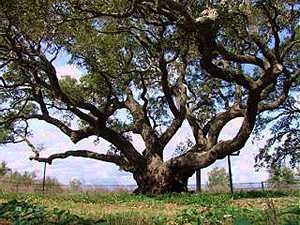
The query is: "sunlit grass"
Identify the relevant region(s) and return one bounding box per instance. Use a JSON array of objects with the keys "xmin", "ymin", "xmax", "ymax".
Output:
[{"xmin": 0, "ymin": 190, "xmax": 298, "ymax": 224}]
